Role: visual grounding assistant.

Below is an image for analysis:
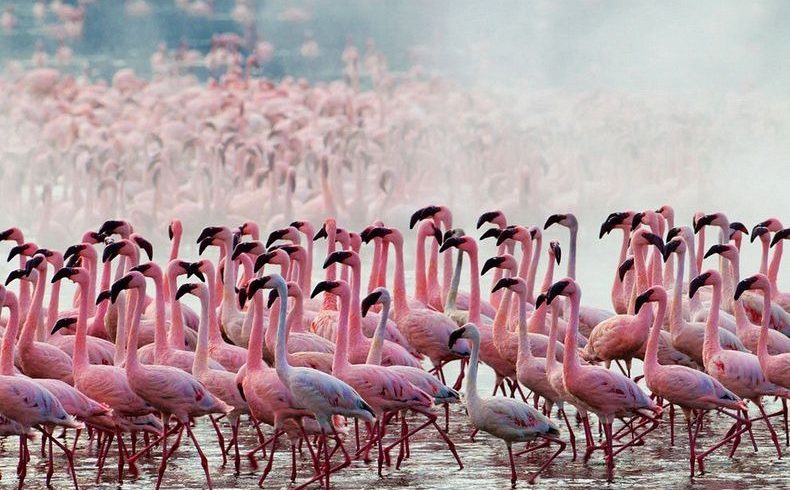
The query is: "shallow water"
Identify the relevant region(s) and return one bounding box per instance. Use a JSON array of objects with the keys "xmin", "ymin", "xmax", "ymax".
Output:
[{"xmin": 1, "ymin": 365, "xmax": 787, "ymax": 489}]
